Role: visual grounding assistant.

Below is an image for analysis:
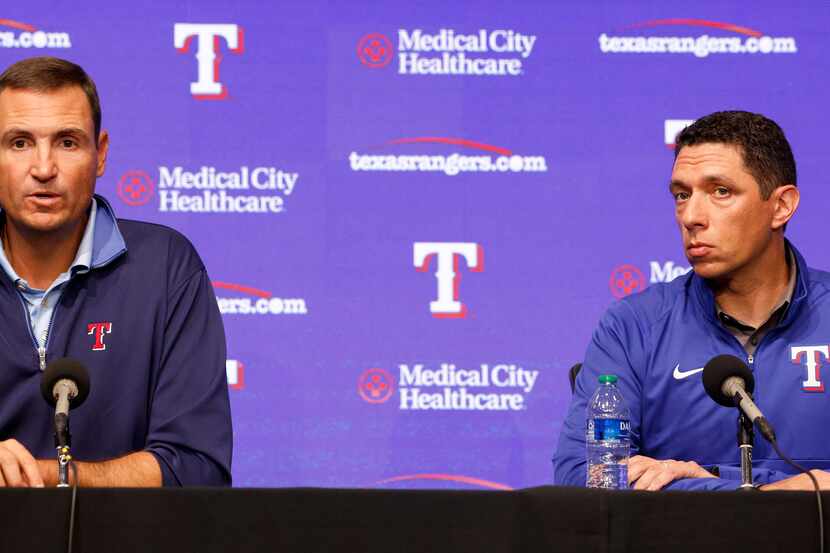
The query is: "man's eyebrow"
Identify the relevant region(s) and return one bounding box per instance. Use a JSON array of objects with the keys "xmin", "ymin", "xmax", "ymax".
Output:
[
  {"xmin": 668, "ymin": 174, "xmax": 738, "ymax": 189},
  {"xmin": 0, "ymin": 126, "xmax": 91, "ymax": 143},
  {"xmin": 55, "ymin": 127, "xmax": 90, "ymax": 137},
  {"xmin": 0, "ymin": 127, "xmax": 34, "ymax": 140},
  {"xmin": 700, "ymin": 173, "xmax": 738, "ymax": 185}
]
